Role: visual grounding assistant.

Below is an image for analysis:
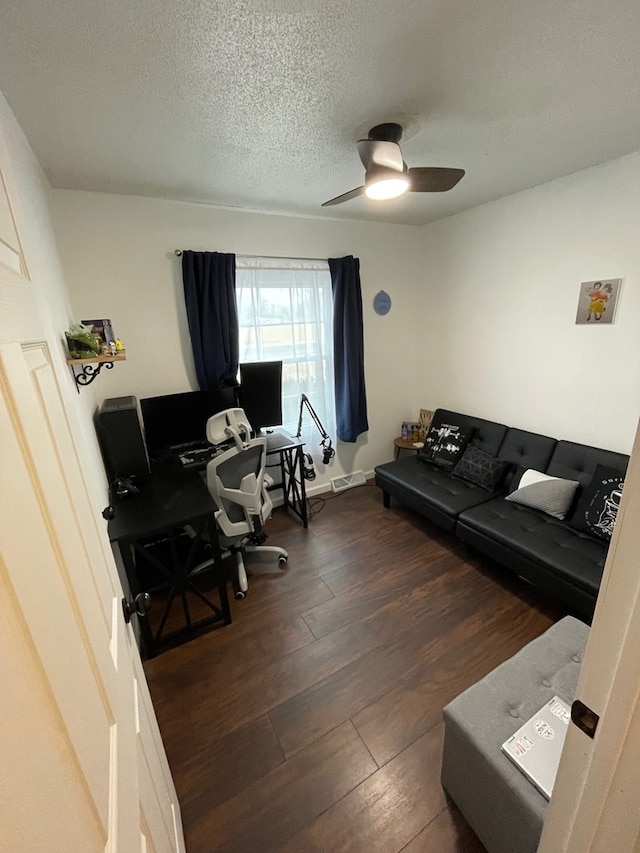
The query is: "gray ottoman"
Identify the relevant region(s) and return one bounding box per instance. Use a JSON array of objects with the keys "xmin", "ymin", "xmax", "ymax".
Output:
[{"xmin": 441, "ymin": 616, "xmax": 589, "ymax": 853}]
